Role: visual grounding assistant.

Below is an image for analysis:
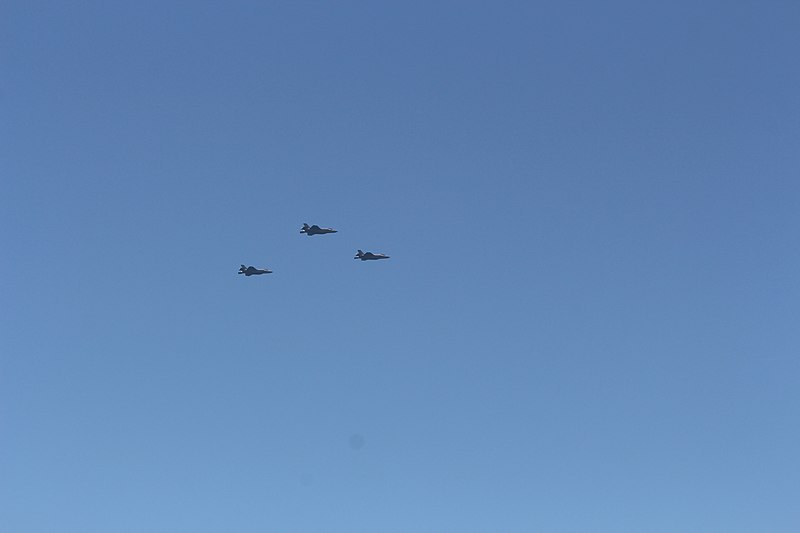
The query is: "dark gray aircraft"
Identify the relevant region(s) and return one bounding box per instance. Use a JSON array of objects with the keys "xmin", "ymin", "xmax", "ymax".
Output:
[
  {"xmin": 354, "ymin": 250, "xmax": 390, "ymax": 261},
  {"xmin": 300, "ymin": 223, "xmax": 338, "ymax": 236},
  {"xmin": 238, "ymin": 264, "xmax": 273, "ymax": 276}
]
